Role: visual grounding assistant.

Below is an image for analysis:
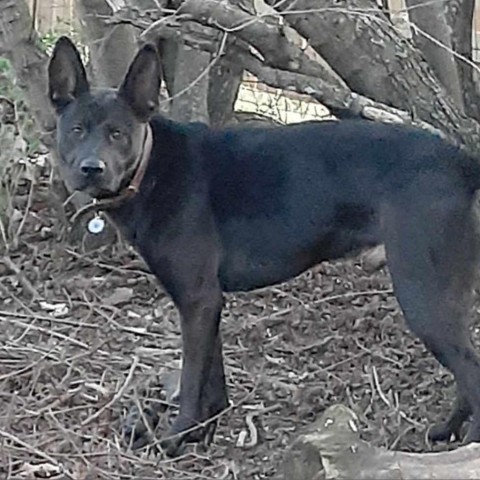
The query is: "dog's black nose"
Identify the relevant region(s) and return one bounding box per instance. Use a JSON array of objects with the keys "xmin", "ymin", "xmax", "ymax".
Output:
[{"xmin": 80, "ymin": 158, "xmax": 106, "ymax": 177}]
